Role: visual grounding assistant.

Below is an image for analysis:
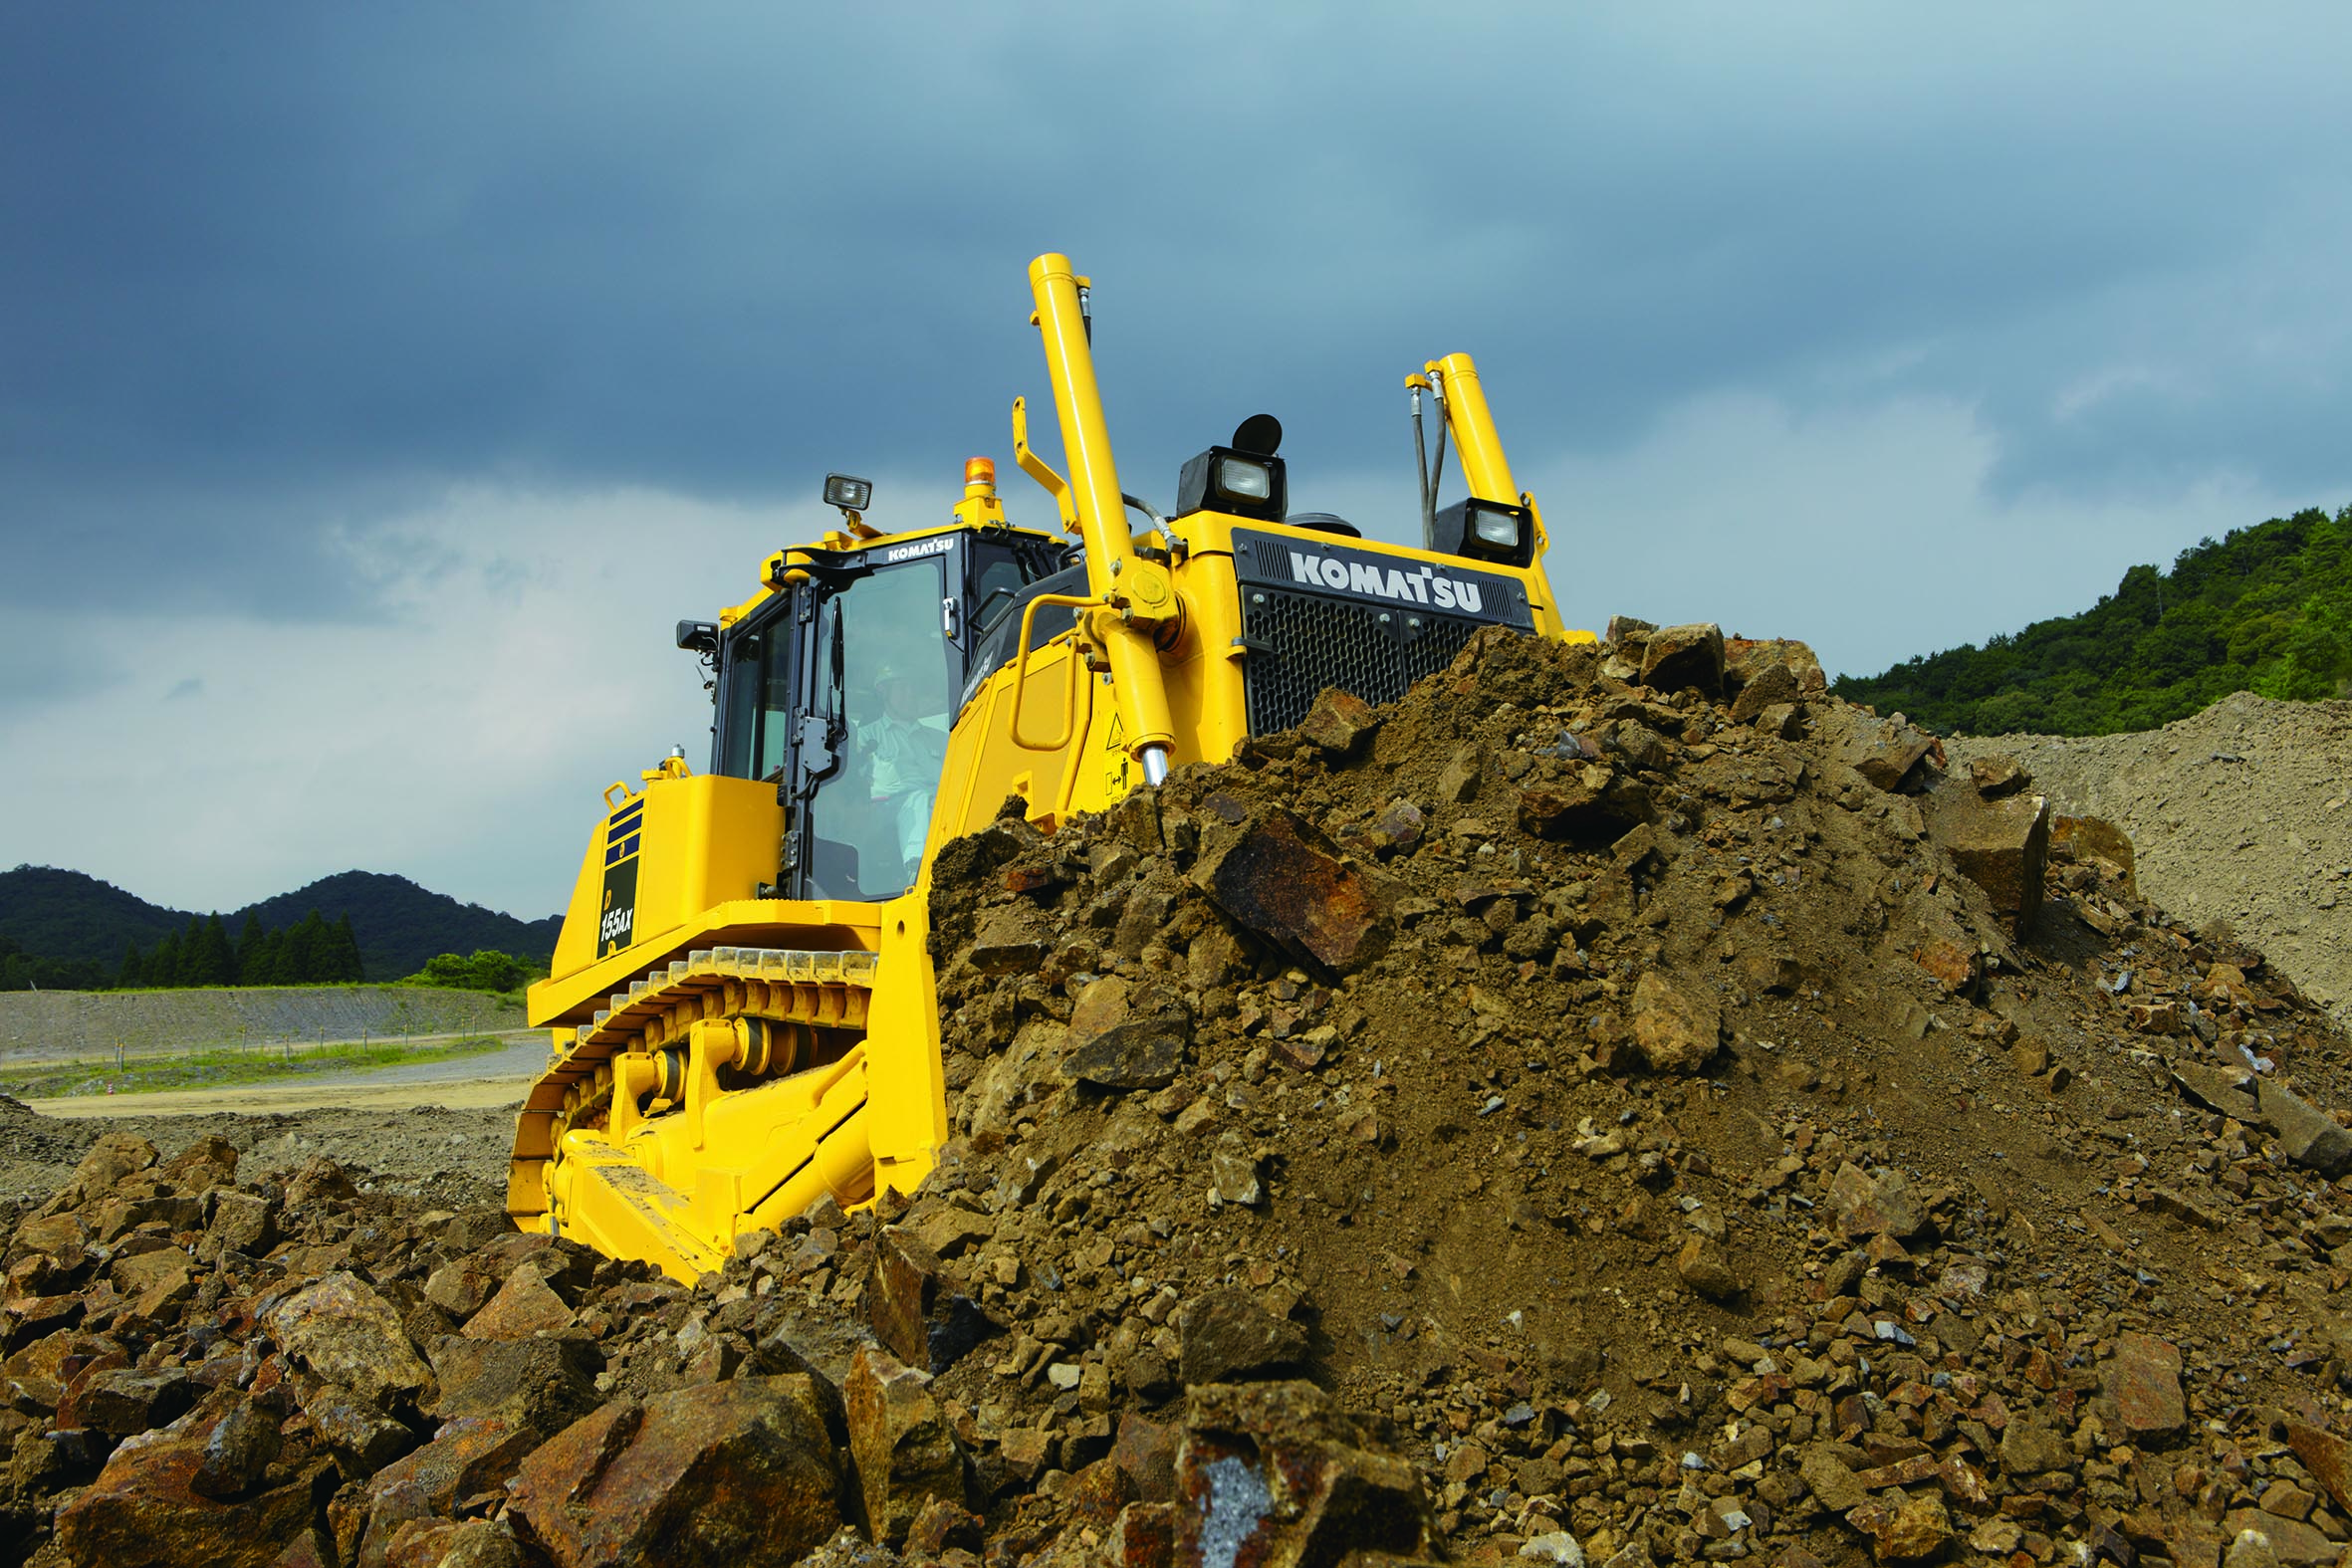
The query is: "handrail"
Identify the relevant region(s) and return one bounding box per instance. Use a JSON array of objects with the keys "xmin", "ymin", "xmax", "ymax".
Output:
[{"xmin": 1005, "ymin": 591, "xmax": 1096, "ymax": 752}]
